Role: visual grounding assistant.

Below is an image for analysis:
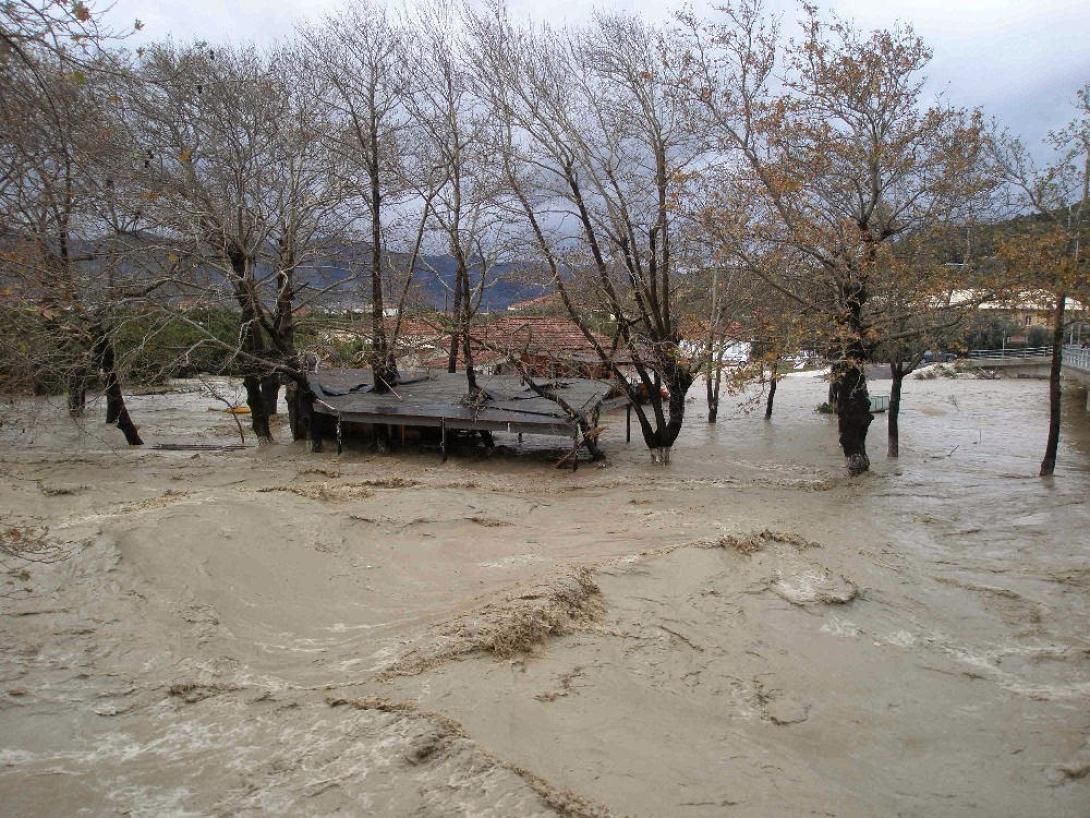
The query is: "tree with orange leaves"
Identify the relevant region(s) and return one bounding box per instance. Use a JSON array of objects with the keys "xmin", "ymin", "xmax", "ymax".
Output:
[
  {"xmin": 992, "ymin": 86, "xmax": 1090, "ymax": 476},
  {"xmin": 678, "ymin": 1, "xmax": 994, "ymax": 474}
]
